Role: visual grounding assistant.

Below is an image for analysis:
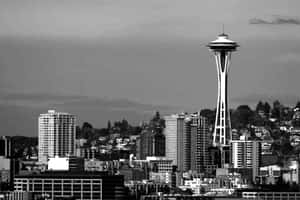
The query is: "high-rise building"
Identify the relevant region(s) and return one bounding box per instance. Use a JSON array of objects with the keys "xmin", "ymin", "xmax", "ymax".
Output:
[
  {"xmin": 38, "ymin": 110, "xmax": 76, "ymax": 164},
  {"xmin": 0, "ymin": 136, "xmax": 11, "ymax": 158},
  {"xmin": 231, "ymin": 135, "xmax": 261, "ymax": 181},
  {"xmin": 152, "ymin": 131, "xmax": 166, "ymax": 157},
  {"xmin": 208, "ymin": 33, "xmax": 239, "ymax": 167},
  {"xmin": 137, "ymin": 130, "xmax": 152, "ymax": 160},
  {"xmin": 164, "ymin": 113, "xmax": 211, "ymax": 173},
  {"xmin": 183, "ymin": 117, "xmax": 192, "ymax": 171},
  {"xmin": 137, "ymin": 129, "xmax": 165, "ymax": 160},
  {"xmin": 163, "ymin": 114, "xmax": 186, "ymax": 170},
  {"xmin": 190, "ymin": 113, "xmax": 211, "ymax": 173}
]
